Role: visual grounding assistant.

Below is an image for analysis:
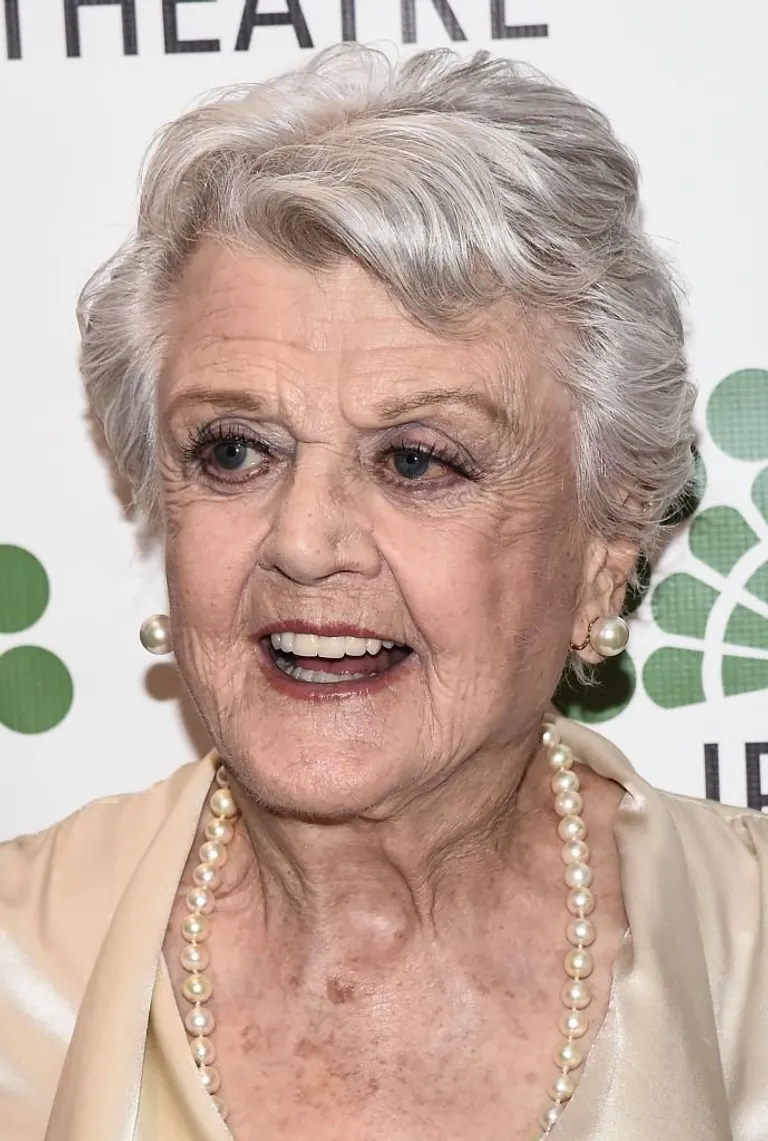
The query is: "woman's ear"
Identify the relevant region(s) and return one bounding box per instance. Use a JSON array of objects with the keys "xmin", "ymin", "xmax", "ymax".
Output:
[{"xmin": 569, "ymin": 538, "xmax": 638, "ymax": 664}]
